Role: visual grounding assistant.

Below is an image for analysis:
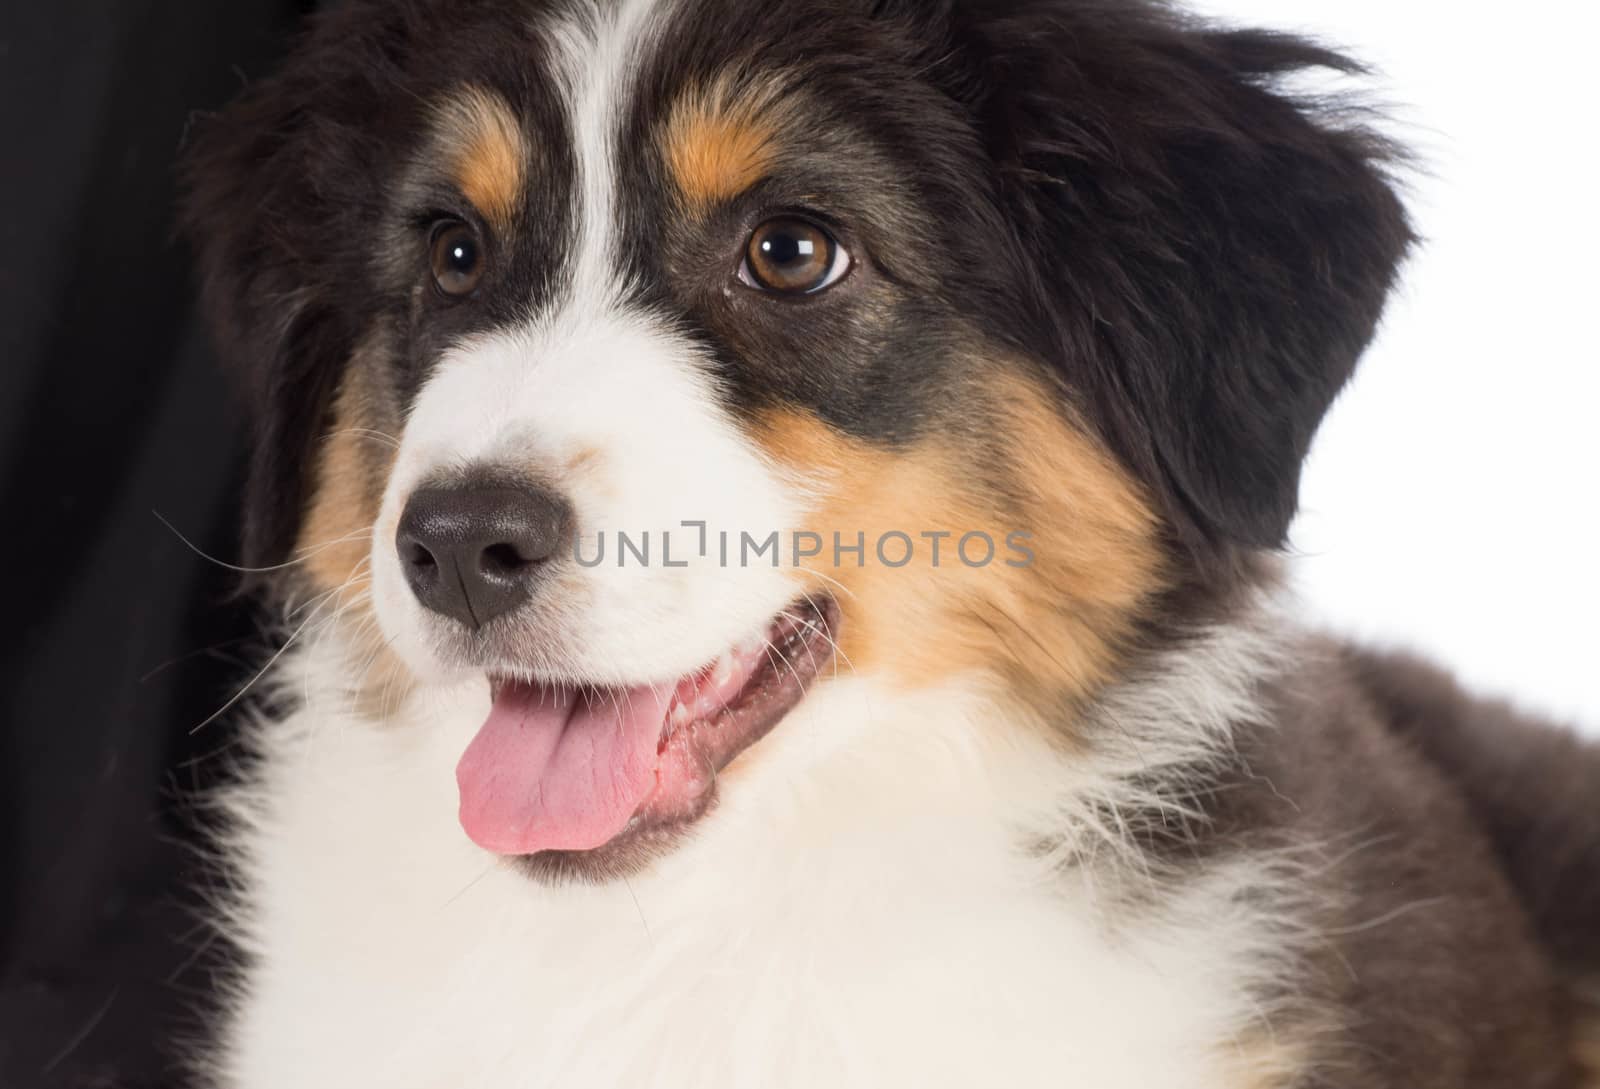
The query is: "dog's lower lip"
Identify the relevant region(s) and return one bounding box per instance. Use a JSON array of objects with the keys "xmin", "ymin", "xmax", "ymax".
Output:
[{"xmin": 487, "ymin": 594, "xmax": 839, "ymax": 861}]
